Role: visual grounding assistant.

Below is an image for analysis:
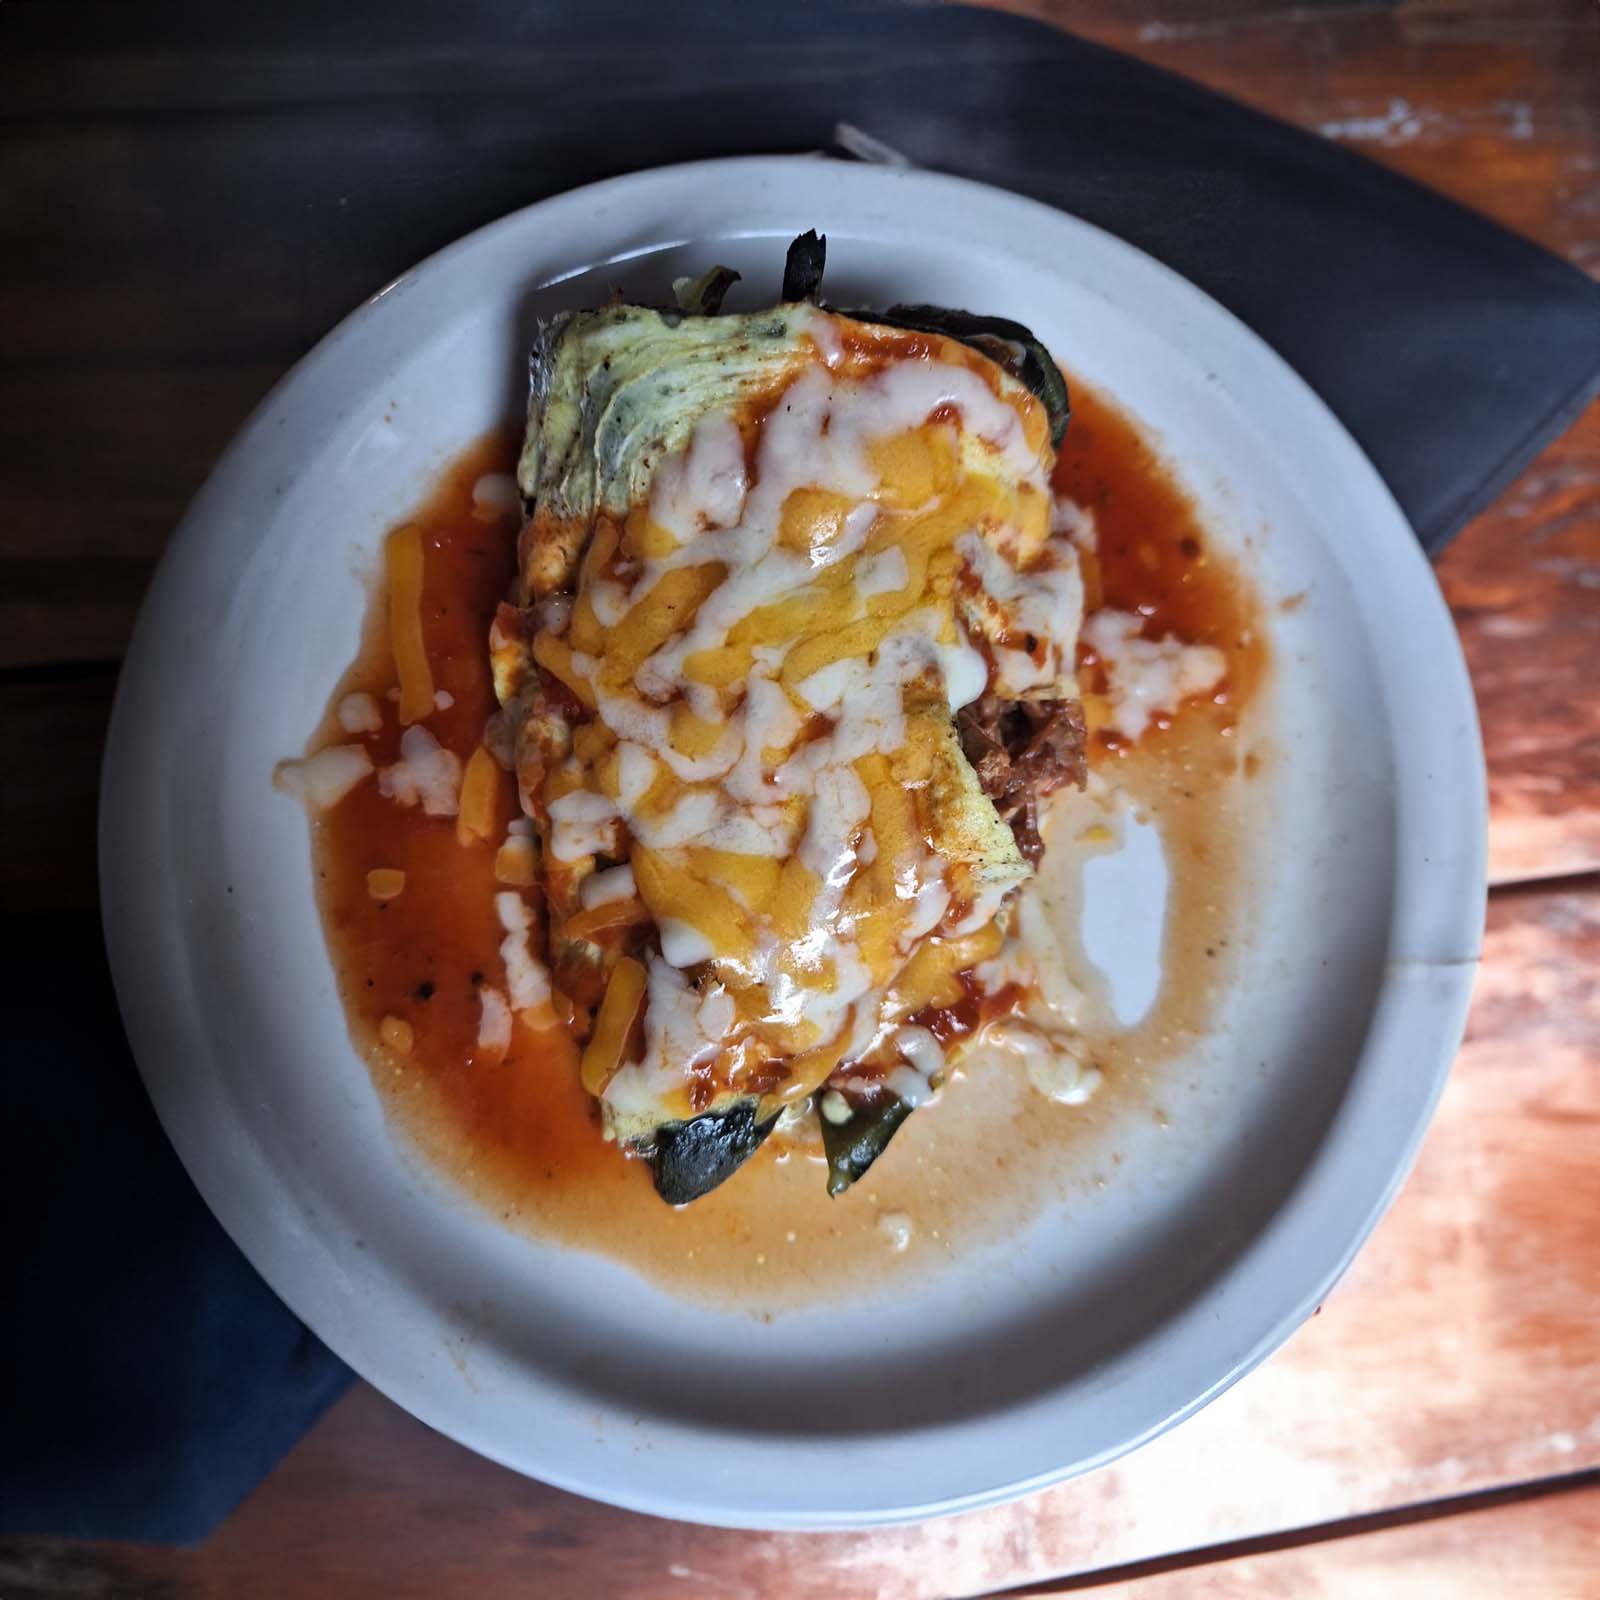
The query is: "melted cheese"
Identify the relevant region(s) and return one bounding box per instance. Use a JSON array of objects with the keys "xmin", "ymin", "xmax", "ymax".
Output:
[
  {"xmin": 377, "ymin": 725, "xmax": 461, "ymax": 817},
  {"xmin": 506, "ymin": 309, "xmax": 1087, "ymax": 1127},
  {"xmin": 495, "ymin": 891, "xmax": 552, "ymax": 1013},
  {"xmin": 476, "ymin": 984, "xmax": 513, "ymax": 1058},
  {"xmin": 336, "ymin": 692, "xmax": 383, "ymax": 734},
  {"xmin": 1082, "ymin": 609, "xmax": 1226, "ymax": 741},
  {"xmin": 580, "ymin": 863, "xmax": 637, "ymax": 909},
  {"xmin": 274, "ymin": 745, "xmax": 372, "ymax": 811}
]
